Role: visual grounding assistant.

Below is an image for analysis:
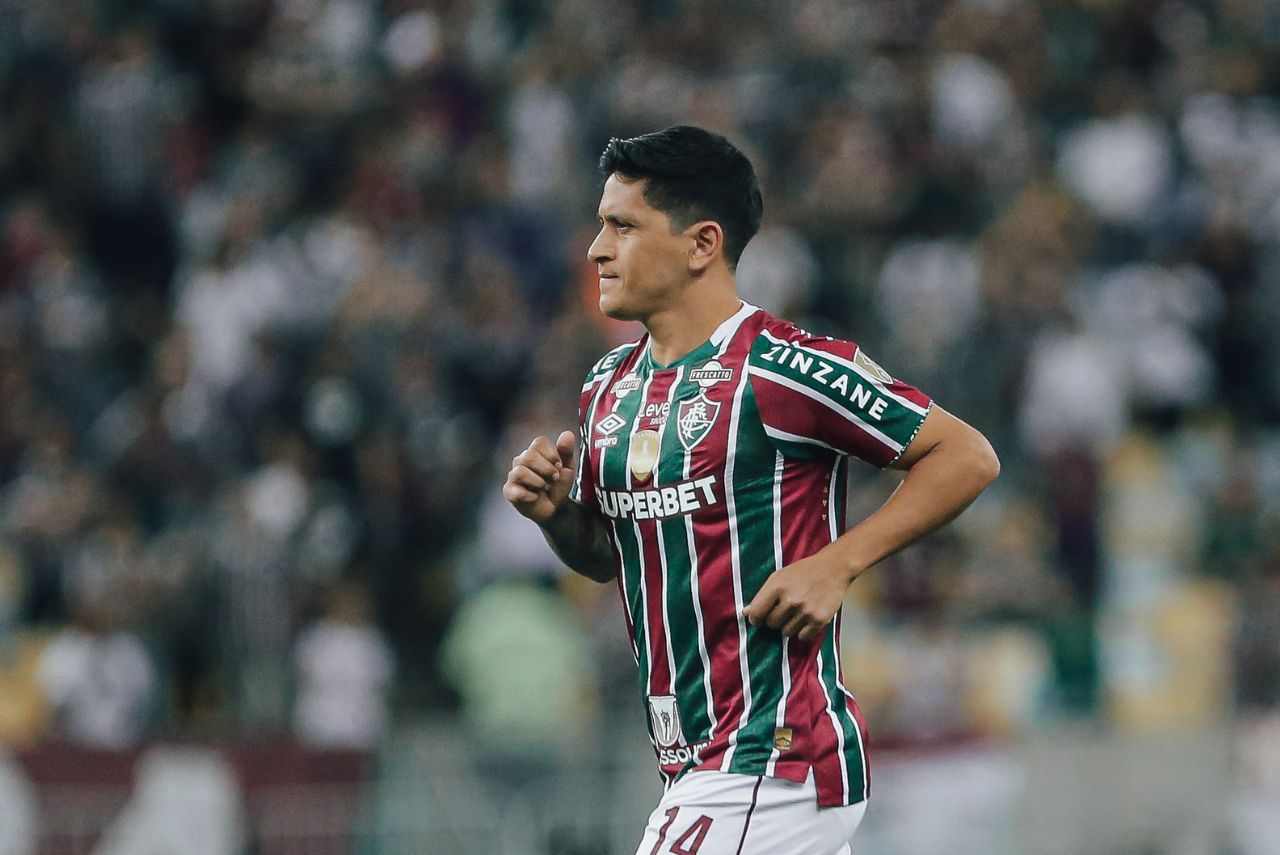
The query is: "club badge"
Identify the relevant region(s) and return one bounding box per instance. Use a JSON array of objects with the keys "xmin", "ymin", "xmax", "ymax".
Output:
[{"xmin": 676, "ymin": 393, "xmax": 720, "ymax": 451}]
